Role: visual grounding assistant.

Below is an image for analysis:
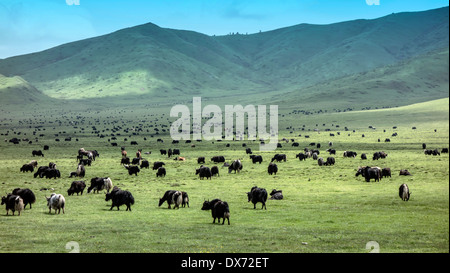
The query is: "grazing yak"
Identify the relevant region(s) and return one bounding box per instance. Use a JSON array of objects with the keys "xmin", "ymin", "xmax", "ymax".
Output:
[
  {"xmin": 87, "ymin": 177, "xmax": 113, "ymax": 193},
  {"xmin": 152, "ymin": 161, "xmax": 165, "ymax": 170},
  {"xmin": 211, "ymin": 156, "xmax": 225, "ymax": 163},
  {"xmin": 343, "ymin": 151, "xmax": 357, "ymax": 158},
  {"xmin": 317, "ymin": 157, "xmax": 324, "ymax": 166},
  {"xmin": 196, "ymin": 166, "xmax": 212, "ymax": 180},
  {"xmin": 140, "ymin": 160, "xmax": 150, "ymax": 169},
  {"xmin": 373, "ymin": 151, "xmax": 388, "ymax": 160},
  {"xmin": 326, "ymin": 149, "xmax": 336, "ymax": 155},
  {"xmin": 296, "ymin": 153, "xmax": 307, "ymax": 161},
  {"xmin": 32, "ymin": 150, "xmax": 44, "ymax": 157},
  {"xmin": 247, "ymin": 186, "xmax": 268, "ymax": 210},
  {"xmin": 131, "ymin": 158, "xmax": 141, "ymax": 165},
  {"xmin": 124, "ymin": 165, "xmax": 140, "ymax": 176},
  {"xmin": 156, "ymin": 167, "xmax": 166, "ymax": 177},
  {"xmin": 1, "ymin": 194, "xmax": 24, "ymax": 216},
  {"xmin": 28, "ymin": 160, "xmax": 38, "ymax": 168},
  {"xmin": 171, "ymin": 191, "xmax": 183, "ymax": 209},
  {"xmin": 250, "ymin": 155, "xmax": 263, "ymax": 164},
  {"xmin": 382, "ymin": 168, "xmax": 391, "ymax": 178},
  {"xmin": 399, "ymin": 184, "xmax": 411, "ymax": 201},
  {"xmin": 160, "ymin": 149, "xmax": 167, "ymax": 155},
  {"xmin": 67, "ymin": 181, "xmax": 86, "ymax": 196},
  {"xmin": 121, "ymin": 157, "xmax": 130, "ymax": 165},
  {"xmin": 269, "ymin": 189, "xmax": 283, "ymax": 200},
  {"xmin": 197, "ymin": 157, "xmax": 205, "ymax": 164},
  {"xmin": 158, "ymin": 190, "xmax": 177, "ymax": 209},
  {"xmin": 20, "ymin": 163, "xmax": 34, "ymax": 173},
  {"xmin": 356, "ymin": 166, "xmax": 382, "ymax": 182},
  {"xmin": 246, "ymin": 148, "xmax": 252, "ymax": 154},
  {"xmin": 228, "ymin": 160, "xmax": 243, "ymax": 174},
  {"xmin": 41, "ymin": 168, "xmax": 61, "ymax": 179},
  {"xmin": 105, "ymin": 186, "xmax": 135, "ymax": 211},
  {"xmin": 76, "ymin": 164, "xmax": 85, "ymax": 178},
  {"xmin": 268, "ymin": 162, "xmax": 278, "ymax": 175},
  {"xmin": 271, "ymin": 154, "xmax": 286, "ymax": 162},
  {"xmin": 211, "ymin": 166, "xmax": 219, "ymax": 177},
  {"xmin": 34, "ymin": 166, "xmax": 51, "ymax": 178},
  {"xmin": 201, "ymin": 199, "xmax": 230, "ymax": 225},
  {"xmin": 46, "ymin": 193, "xmax": 65, "ymax": 214},
  {"xmin": 324, "ymin": 157, "xmax": 335, "ymax": 166},
  {"xmin": 11, "ymin": 188, "xmax": 36, "ymax": 209}
]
